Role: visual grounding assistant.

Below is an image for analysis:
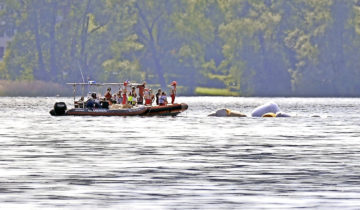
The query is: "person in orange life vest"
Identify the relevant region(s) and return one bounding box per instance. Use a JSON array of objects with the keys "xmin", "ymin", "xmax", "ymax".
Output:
[
  {"xmin": 104, "ymin": 87, "xmax": 113, "ymax": 105},
  {"xmin": 137, "ymin": 82, "xmax": 146, "ymax": 105},
  {"xmin": 170, "ymin": 81, "xmax": 177, "ymax": 104},
  {"xmin": 159, "ymin": 92, "xmax": 168, "ymax": 106}
]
